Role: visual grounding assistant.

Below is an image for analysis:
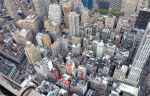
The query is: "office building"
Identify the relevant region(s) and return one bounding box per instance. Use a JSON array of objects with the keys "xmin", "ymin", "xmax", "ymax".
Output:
[
  {"xmin": 143, "ymin": 0, "xmax": 150, "ymax": 8},
  {"xmin": 62, "ymin": 1, "xmax": 72, "ymax": 27},
  {"xmin": 121, "ymin": 0, "xmax": 139, "ymax": 16},
  {"xmin": 111, "ymin": 82, "xmax": 139, "ymax": 96},
  {"xmin": 81, "ymin": 9, "xmax": 90, "ymax": 24},
  {"xmin": 24, "ymin": 41, "xmax": 42, "ymax": 64},
  {"xmin": 136, "ymin": 0, "xmax": 145, "ymax": 13},
  {"xmin": 73, "ymin": 0, "xmax": 83, "ymax": 13},
  {"xmin": 13, "ymin": 29, "xmax": 33, "ymax": 45},
  {"xmin": 82, "ymin": 0, "xmax": 93, "ymax": 9},
  {"xmin": 48, "ymin": 4, "xmax": 62, "ymax": 25},
  {"xmin": 42, "ymin": 34, "xmax": 52, "ymax": 49},
  {"xmin": 0, "ymin": 0, "xmax": 4, "ymax": 13},
  {"xmin": 96, "ymin": 40, "xmax": 105, "ymax": 58},
  {"xmin": 116, "ymin": 16, "xmax": 135, "ymax": 33},
  {"xmin": 113, "ymin": 65, "xmax": 128, "ymax": 81},
  {"xmin": 98, "ymin": 0, "xmax": 110, "ymax": 9},
  {"xmin": 32, "ymin": 0, "xmax": 50, "ymax": 17},
  {"xmin": 105, "ymin": 16, "xmax": 116, "ymax": 29},
  {"xmin": 77, "ymin": 65, "xmax": 87, "ymax": 80},
  {"xmin": 135, "ymin": 9, "xmax": 150, "ymax": 30},
  {"xmin": 69, "ymin": 12, "xmax": 80, "ymax": 36},
  {"xmin": 16, "ymin": 15, "xmax": 40, "ymax": 32},
  {"xmin": 110, "ymin": 0, "xmax": 122, "ymax": 11},
  {"xmin": 4, "ymin": 0, "xmax": 18, "ymax": 18},
  {"xmin": 128, "ymin": 23, "xmax": 150, "ymax": 86}
]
